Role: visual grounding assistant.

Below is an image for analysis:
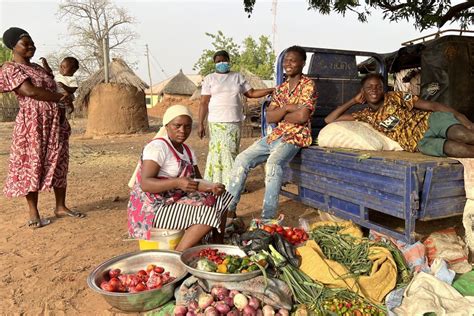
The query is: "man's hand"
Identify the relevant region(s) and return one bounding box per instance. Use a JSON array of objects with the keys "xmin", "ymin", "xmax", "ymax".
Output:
[
  {"xmin": 197, "ymin": 123, "xmax": 206, "ymax": 139},
  {"xmin": 352, "ymin": 91, "xmax": 366, "ymax": 105},
  {"xmin": 284, "ymin": 104, "xmax": 299, "ymax": 113},
  {"xmin": 176, "ymin": 177, "xmax": 198, "ymax": 192}
]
